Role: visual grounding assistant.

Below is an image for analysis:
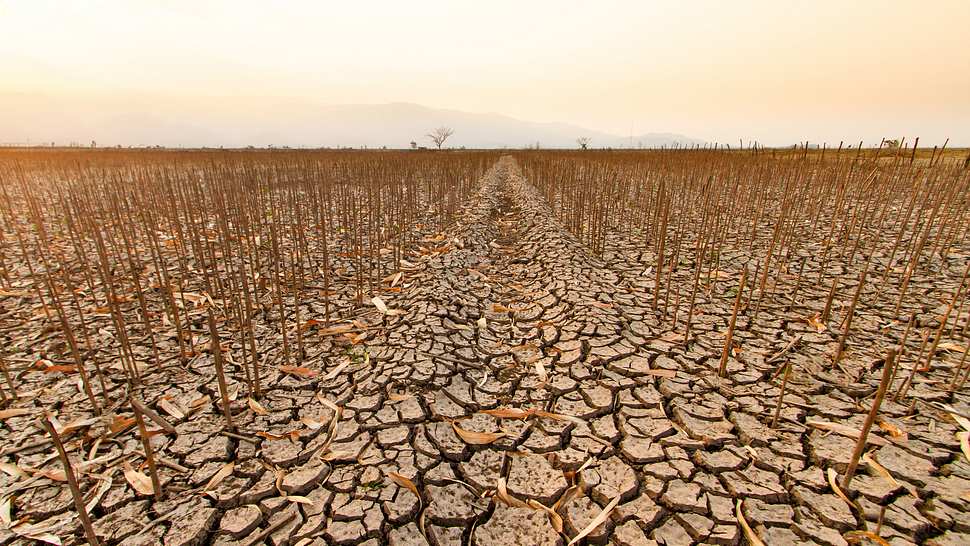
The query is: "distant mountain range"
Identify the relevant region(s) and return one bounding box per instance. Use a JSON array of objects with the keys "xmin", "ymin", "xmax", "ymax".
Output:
[{"xmin": 2, "ymin": 95, "xmax": 704, "ymax": 149}]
